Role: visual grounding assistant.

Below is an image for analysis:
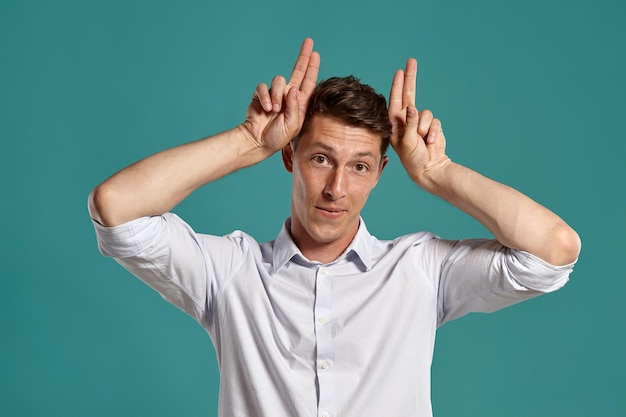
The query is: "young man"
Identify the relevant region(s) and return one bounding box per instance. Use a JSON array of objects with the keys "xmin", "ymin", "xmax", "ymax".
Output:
[{"xmin": 89, "ymin": 38, "xmax": 580, "ymax": 417}]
